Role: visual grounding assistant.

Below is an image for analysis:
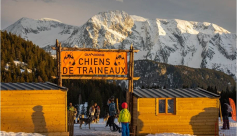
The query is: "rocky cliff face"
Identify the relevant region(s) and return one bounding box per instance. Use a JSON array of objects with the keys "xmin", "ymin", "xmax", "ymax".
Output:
[
  {"xmin": 62, "ymin": 10, "xmax": 135, "ymax": 49},
  {"xmin": 4, "ymin": 10, "xmax": 236, "ymax": 79}
]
